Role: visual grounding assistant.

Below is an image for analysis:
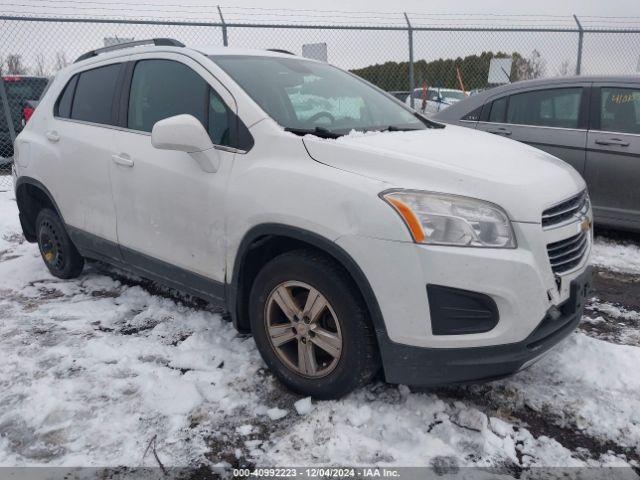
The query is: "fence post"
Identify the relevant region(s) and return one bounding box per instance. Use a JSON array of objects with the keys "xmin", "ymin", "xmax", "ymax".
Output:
[
  {"xmin": 218, "ymin": 5, "xmax": 228, "ymax": 47},
  {"xmin": 404, "ymin": 12, "xmax": 415, "ymax": 108},
  {"xmin": 0, "ymin": 77, "xmax": 16, "ymax": 153},
  {"xmin": 573, "ymin": 14, "xmax": 583, "ymax": 75}
]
